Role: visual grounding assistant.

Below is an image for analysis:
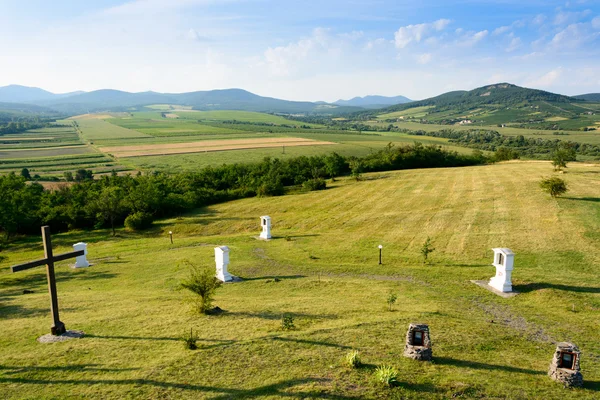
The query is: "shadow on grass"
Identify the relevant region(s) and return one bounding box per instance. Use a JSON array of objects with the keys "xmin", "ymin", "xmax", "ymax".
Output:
[
  {"xmin": 0, "ymin": 364, "xmax": 139, "ymax": 373},
  {"xmin": 224, "ymin": 311, "xmax": 337, "ymax": 321},
  {"xmin": 241, "ymin": 274, "xmax": 306, "ymax": 281},
  {"xmin": 270, "ymin": 234, "xmax": 321, "ymax": 239},
  {"xmin": 584, "ymin": 380, "xmax": 600, "ymax": 391},
  {"xmin": 85, "ymin": 334, "xmax": 181, "ymax": 342},
  {"xmin": 514, "ymin": 282, "xmax": 600, "ymax": 294},
  {"xmin": 563, "ymin": 197, "xmax": 600, "ymax": 203},
  {"xmin": 271, "ymin": 336, "xmax": 352, "ymax": 349},
  {"xmin": 0, "ymin": 376, "xmax": 362, "ymax": 398},
  {"xmin": 434, "ymin": 357, "xmax": 544, "ymax": 376}
]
